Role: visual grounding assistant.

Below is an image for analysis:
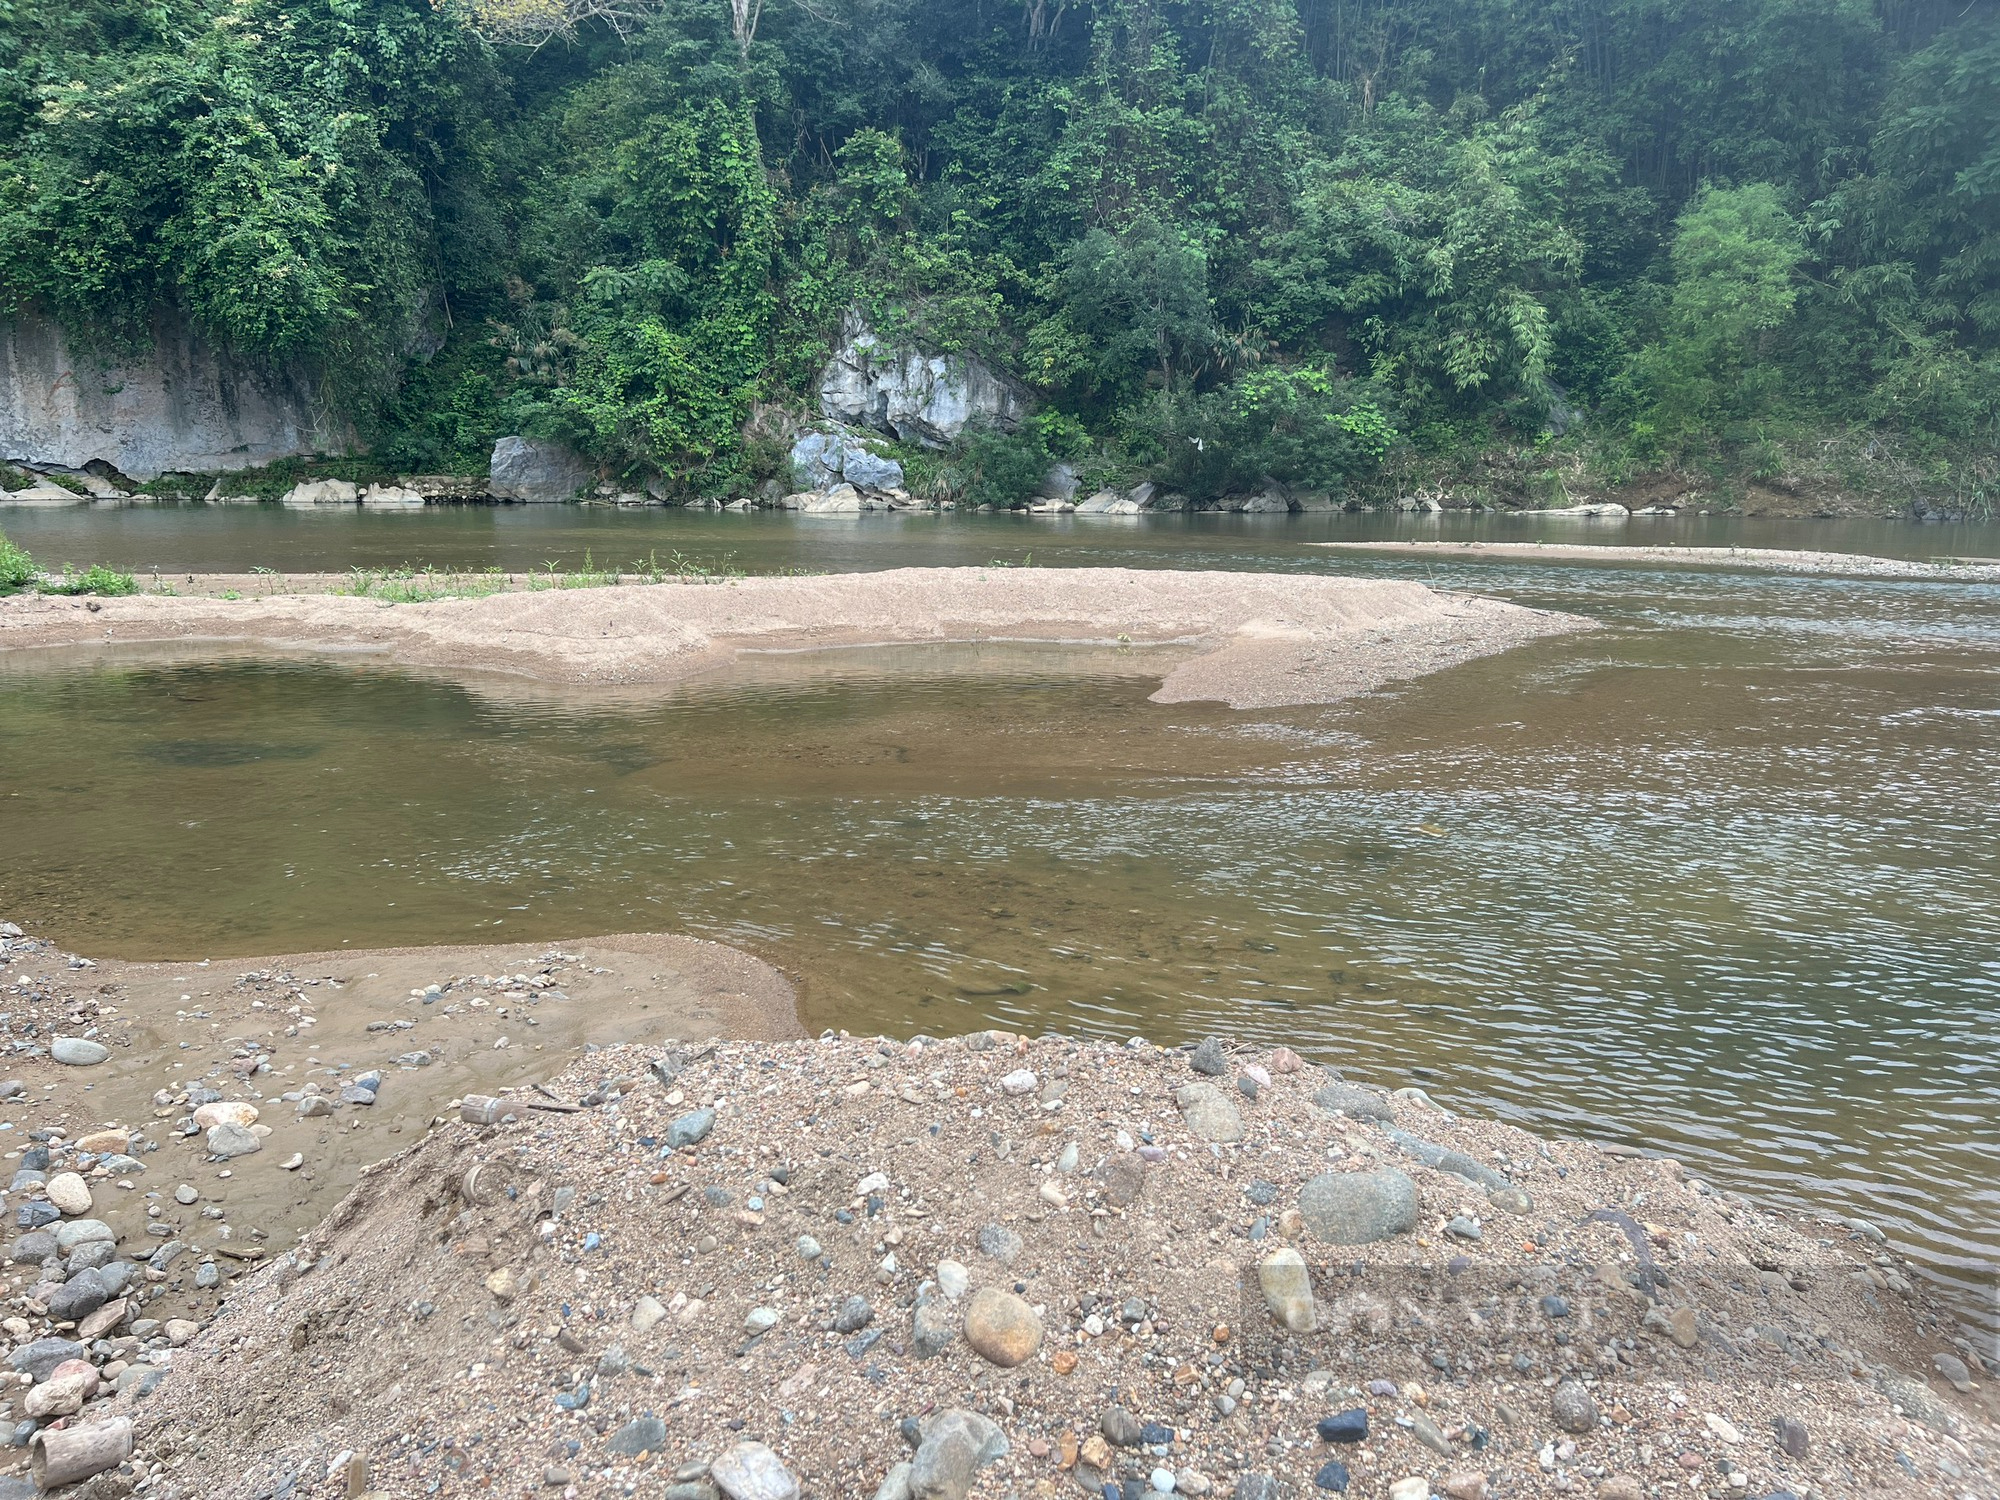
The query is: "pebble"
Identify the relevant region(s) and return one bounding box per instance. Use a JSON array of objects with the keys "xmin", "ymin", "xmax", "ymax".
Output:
[
  {"xmin": 1188, "ymin": 1038, "xmax": 1228, "ymax": 1075},
  {"xmin": 632, "ymin": 1295, "xmax": 667, "ymax": 1333},
  {"xmin": 975, "ymin": 1223, "xmax": 1022, "ymax": 1264},
  {"xmin": 1256, "ymin": 1247, "xmax": 1316, "ymax": 1333},
  {"xmin": 1150, "ymin": 1468, "xmax": 1177, "ymax": 1493},
  {"xmin": 1386, "ymin": 1481, "xmax": 1427, "ymax": 1500},
  {"xmin": 1486, "ymin": 1186, "xmax": 1533, "ymax": 1215},
  {"xmin": 192, "ymin": 1101, "xmax": 258, "ymax": 1130},
  {"xmin": 911, "ymin": 1290, "xmax": 958, "ymax": 1358},
  {"xmin": 833, "ymin": 1296, "xmax": 873, "ymax": 1333},
  {"xmin": 1101, "ymin": 1407, "xmax": 1142, "ymax": 1447},
  {"xmin": 1298, "ymin": 1169, "xmax": 1418, "ymax": 1244},
  {"xmin": 744, "ymin": 1306, "xmax": 781, "ymax": 1334},
  {"xmin": 1552, "ymin": 1380, "xmax": 1600, "ymax": 1434},
  {"xmin": 195, "ymin": 1262, "xmax": 221, "ymax": 1290},
  {"xmin": 796, "ymin": 1235, "xmax": 823, "ymax": 1261},
  {"xmin": 709, "ymin": 1441, "xmax": 799, "ymax": 1500},
  {"xmin": 1000, "ymin": 1069, "xmax": 1037, "ymax": 1095},
  {"xmin": 1312, "ymin": 1459, "xmax": 1350, "ymax": 1492},
  {"xmin": 44, "ymin": 1172, "xmax": 91, "ymax": 1216},
  {"xmin": 935, "ymin": 1260, "xmax": 970, "ymax": 1299},
  {"xmin": 1410, "ymin": 1413, "xmax": 1451, "ymax": 1455},
  {"xmin": 909, "ymin": 1409, "xmax": 1007, "ymax": 1500},
  {"xmin": 1595, "ymin": 1480, "xmax": 1643, "ymax": 1500},
  {"xmin": 666, "ymin": 1108, "xmax": 716, "ymax": 1149},
  {"xmin": 1933, "ymin": 1352, "xmax": 1974, "ymax": 1393},
  {"xmin": 1099, "ymin": 1154, "xmax": 1146, "ymax": 1208},
  {"xmin": 1443, "ymin": 1475, "xmax": 1489, "ymax": 1500},
  {"xmin": 50, "ymin": 1038, "xmax": 109, "ymax": 1067},
  {"xmin": 279, "ymin": 1152, "xmax": 303, "ymax": 1171},
  {"xmin": 1445, "ymin": 1215, "xmax": 1481, "ymax": 1241},
  {"xmin": 173, "ymin": 1185, "xmax": 199, "ymax": 1206},
  {"xmin": 1703, "ymin": 1412, "xmax": 1743, "ymax": 1444},
  {"xmin": 1317, "ymin": 1409, "xmax": 1367, "ymax": 1443},
  {"xmin": 1772, "ymin": 1415, "xmax": 1809, "ymax": 1457},
  {"xmin": 1173, "ymin": 1082, "xmax": 1244, "ymax": 1143},
  {"xmin": 962, "ymin": 1287, "xmax": 1042, "ymax": 1366},
  {"xmin": 1235, "ymin": 1479, "xmax": 1280, "ymax": 1500},
  {"xmin": 607, "ymin": 1416, "xmax": 667, "ymax": 1457}
]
